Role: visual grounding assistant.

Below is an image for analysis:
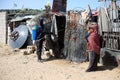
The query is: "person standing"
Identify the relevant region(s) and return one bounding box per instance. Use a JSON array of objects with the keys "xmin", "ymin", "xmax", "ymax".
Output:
[
  {"xmin": 32, "ymin": 19, "xmax": 45, "ymax": 62},
  {"xmin": 85, "ymin": 22, "xmax": 100, "ymax": 72}
]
